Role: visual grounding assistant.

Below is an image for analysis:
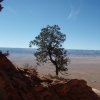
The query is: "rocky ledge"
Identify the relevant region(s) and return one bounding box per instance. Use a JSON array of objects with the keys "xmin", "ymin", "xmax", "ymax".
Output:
[{"xmin": 0, "ymin": 53, "xmax": 100, "ymax": 100}]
